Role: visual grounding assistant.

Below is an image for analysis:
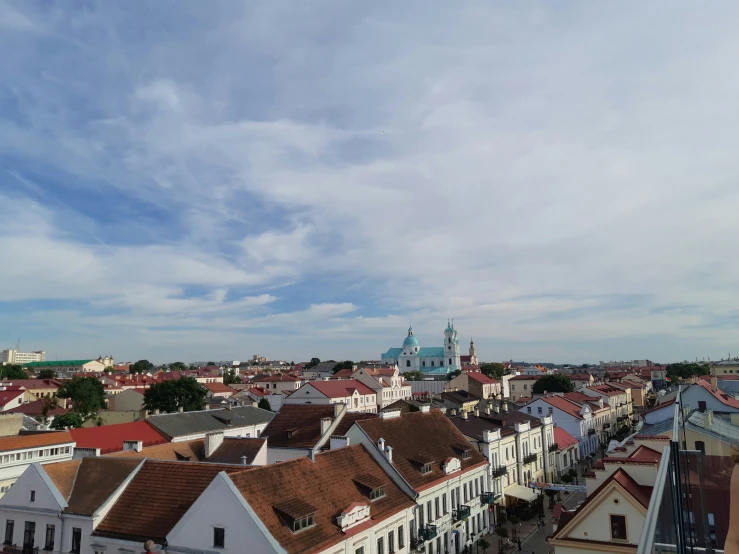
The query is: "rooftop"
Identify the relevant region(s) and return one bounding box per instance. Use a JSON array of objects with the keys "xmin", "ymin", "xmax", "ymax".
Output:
[
  {"xmin": 147, "ymin": 407, "xmax": 274, "ymax": 440},
  {"xmin": 0, "ymin": 431, "xmax": 74, "ymax": 453},
  {"xmin": 307, "ymin": 380, "xmax": 376, "ymax": 398},
  {"xmin": 553, "ymin": 426, "xmax": 579, "ymax": 450},
  {"xmin": 69, "ymin": 420, "xmax": 168, "ymax": 454}
]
